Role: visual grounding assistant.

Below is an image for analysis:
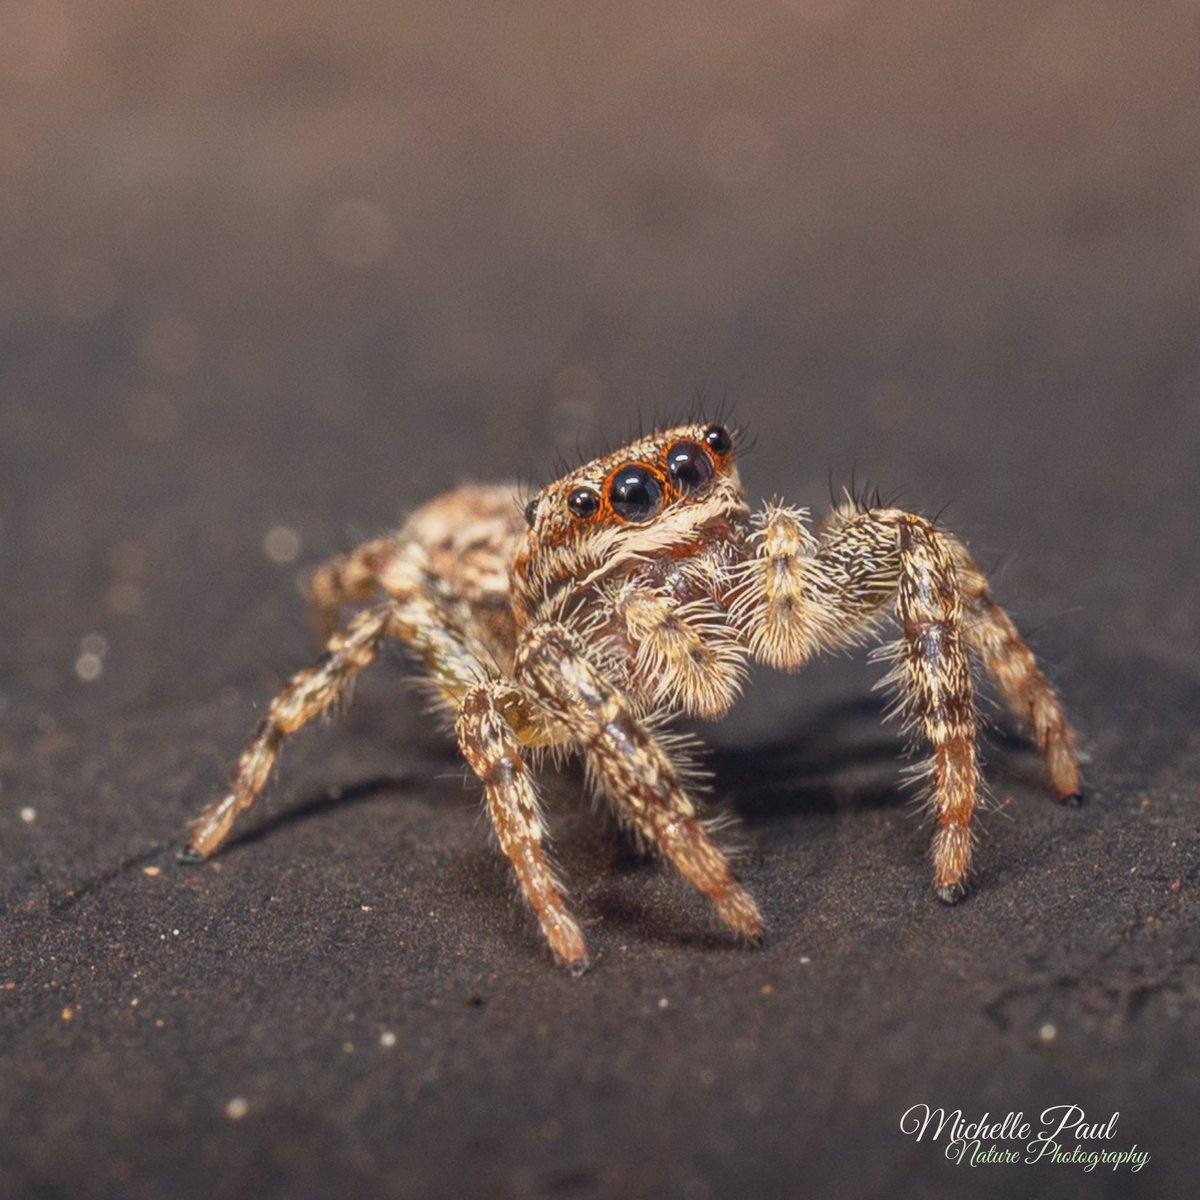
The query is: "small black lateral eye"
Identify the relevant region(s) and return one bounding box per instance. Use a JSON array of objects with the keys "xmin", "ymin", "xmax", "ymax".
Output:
[
  {"xmin": 665, "ymin": 440, "xmax": 714, "ymax": 493},
  {"xmin": 703, "ymin": 424, "xmax": 733, "ymax": 455},
  {"xmin": 608, "ymin": 465, "xmax": 663, "ymax": 522},
  {"xmin": 567, "ymin": 486, "xmax": 600, "ymax": 519},
  {"xmin": 523, "ymin": 497, "xmax": 539, "ymax": 527}
]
